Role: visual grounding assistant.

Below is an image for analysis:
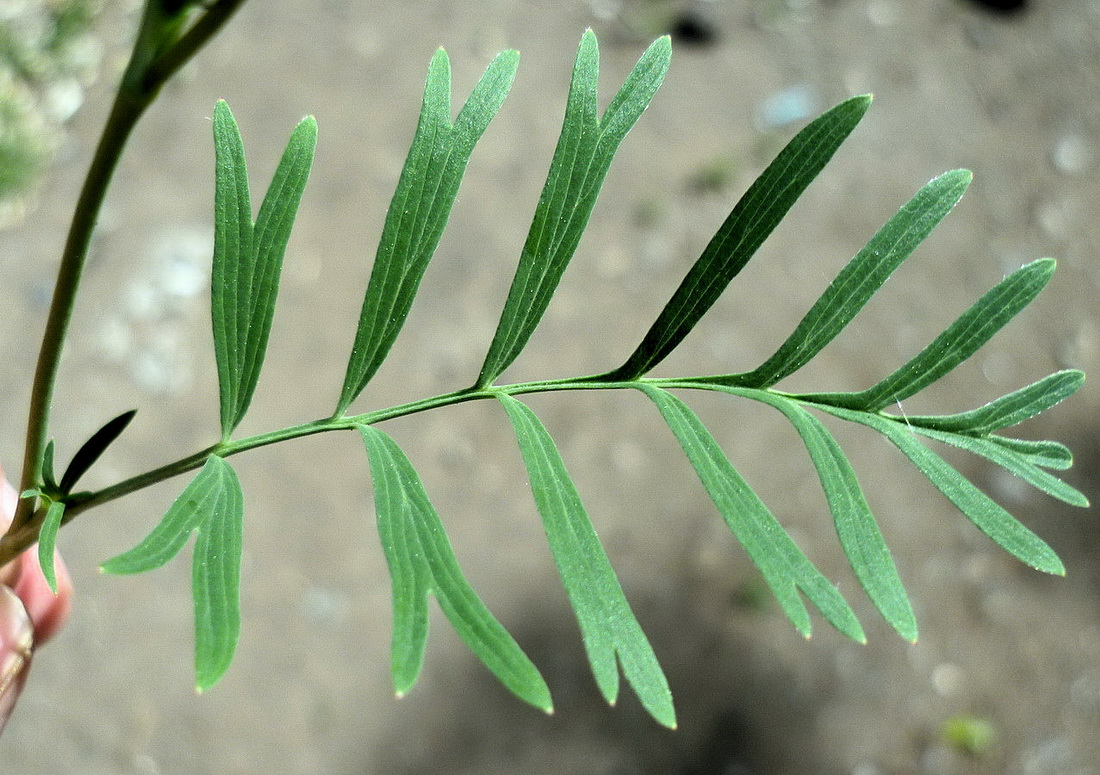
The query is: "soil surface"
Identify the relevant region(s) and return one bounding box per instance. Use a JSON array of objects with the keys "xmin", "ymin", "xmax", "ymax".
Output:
[{"xmin": 1, "ymin": 1, "xmax": 1098, "ymax": 773}]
